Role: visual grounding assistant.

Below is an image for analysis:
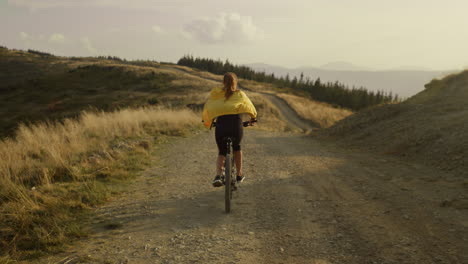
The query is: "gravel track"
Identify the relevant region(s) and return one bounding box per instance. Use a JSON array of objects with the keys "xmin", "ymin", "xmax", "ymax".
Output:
[
  {"xmin": 35, "ymin": 67, "xmax": 467, "ymax": 264},
  {"xmin": 37, "ymin": 128, "xmax": 467, "ymax": 264}
]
